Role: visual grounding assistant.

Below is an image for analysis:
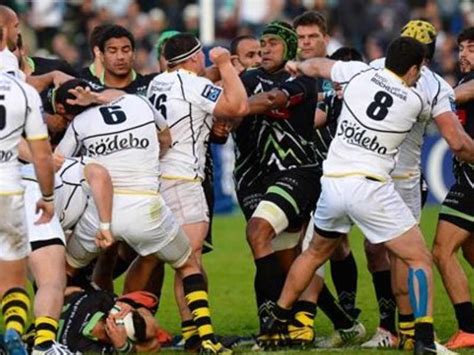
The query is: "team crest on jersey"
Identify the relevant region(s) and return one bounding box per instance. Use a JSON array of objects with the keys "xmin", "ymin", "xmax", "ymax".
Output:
[{"xmin": 201, "ymin": 84, "xmax": 222, "ymax": 102}]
